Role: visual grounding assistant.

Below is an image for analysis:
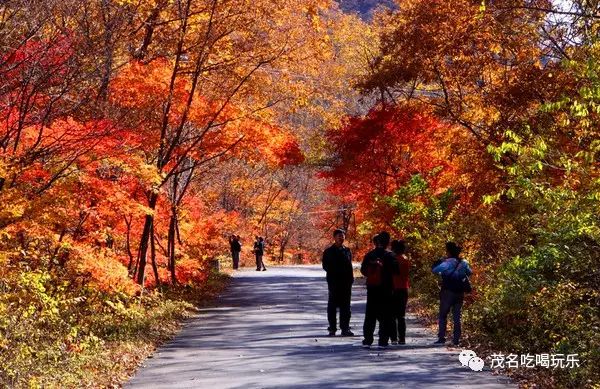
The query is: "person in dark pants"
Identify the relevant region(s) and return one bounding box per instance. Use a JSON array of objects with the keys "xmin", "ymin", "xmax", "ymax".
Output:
[
  {"xmin": 360, "ymin": 231, "xmax": 397, "ymax": 348},
  {"xmin": 390, "ymin": 240, "xmax": 410, "ymax": 345},
  {"xmin": 322, "ymin": 229, "xmax": 354, "ymax": 337},
  {"xmin": 254, "ymin": 236, "xmax": 266, "ymax": 271},
  {"xmin": 229, "ymin": 235, "xmax": 241, "ymax": 270},
  {"xmin": 432, "ymin": 242, "xmax": 472, "ymax": 346}
]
